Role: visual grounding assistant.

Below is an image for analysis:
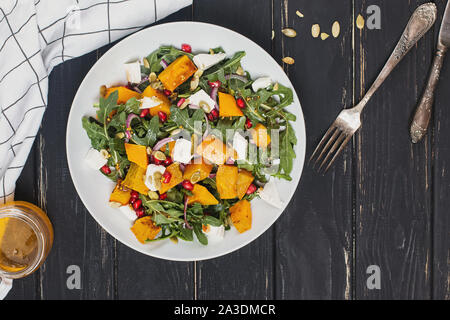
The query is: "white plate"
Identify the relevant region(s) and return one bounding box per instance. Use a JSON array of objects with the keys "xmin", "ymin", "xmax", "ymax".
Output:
[{"xmin": 66, "ymin": 22, "xmax": 306, "ymax": 261}]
